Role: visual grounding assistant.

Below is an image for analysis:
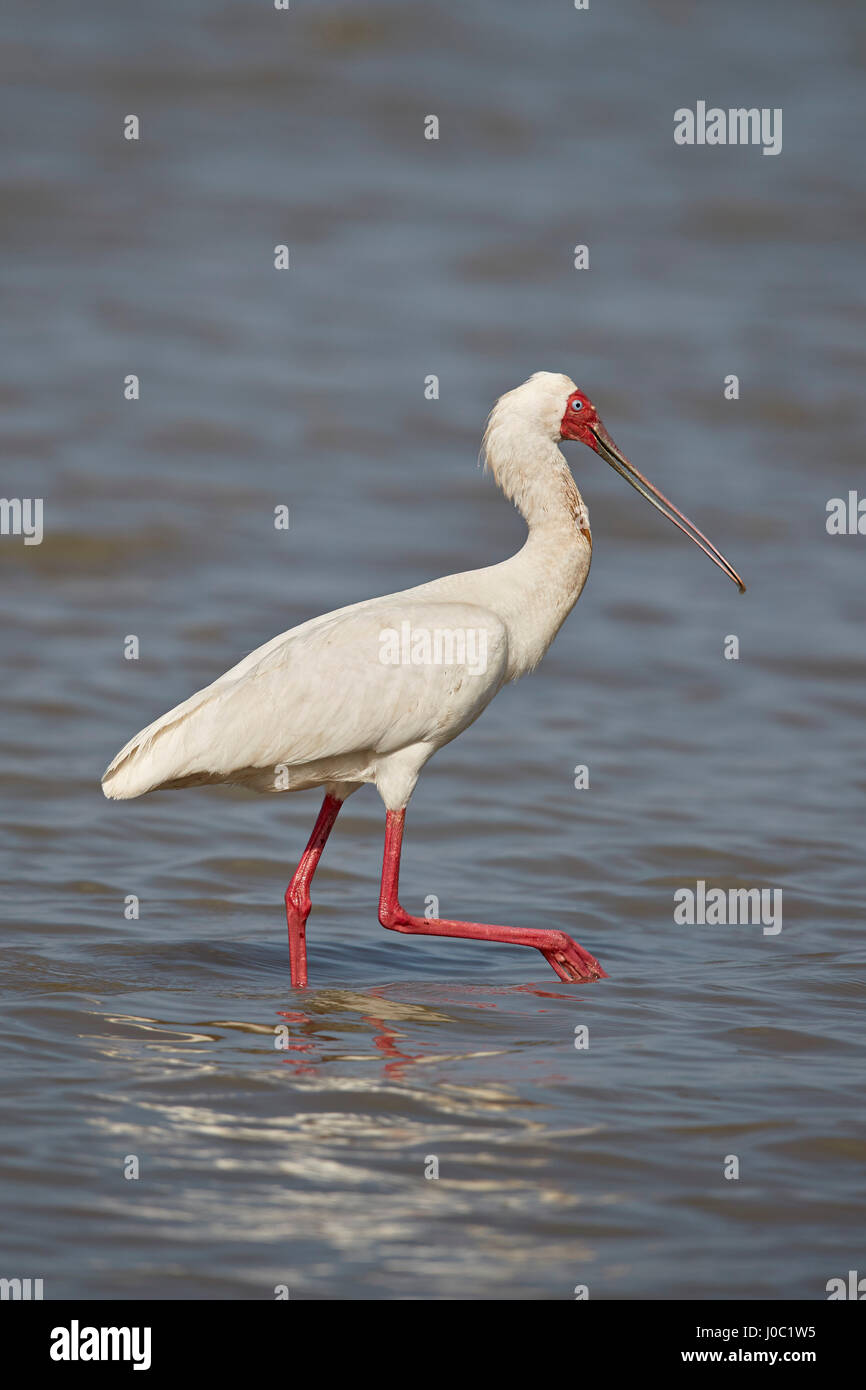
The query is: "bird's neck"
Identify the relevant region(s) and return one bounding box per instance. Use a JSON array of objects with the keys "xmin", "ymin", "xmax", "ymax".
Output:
[{"xmin": 481, "ymin": 433, "xmax": 593, "ymax": 679}]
